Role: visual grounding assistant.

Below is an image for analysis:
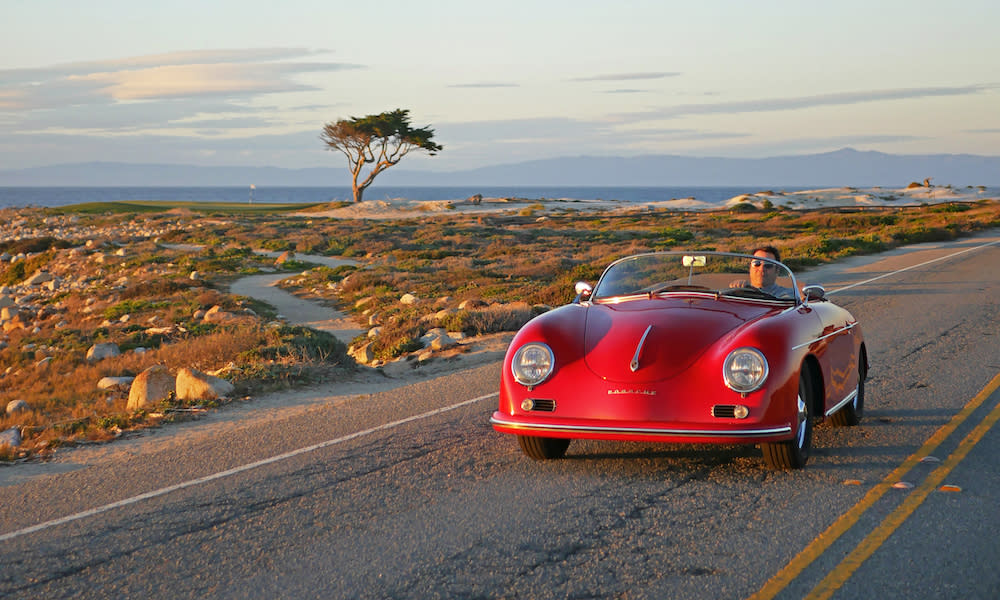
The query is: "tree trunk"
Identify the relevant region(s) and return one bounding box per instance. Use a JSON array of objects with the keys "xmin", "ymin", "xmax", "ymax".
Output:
[{"xmin": 353, "ymin": 183, "xmax": 364, "ymax": 203}]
